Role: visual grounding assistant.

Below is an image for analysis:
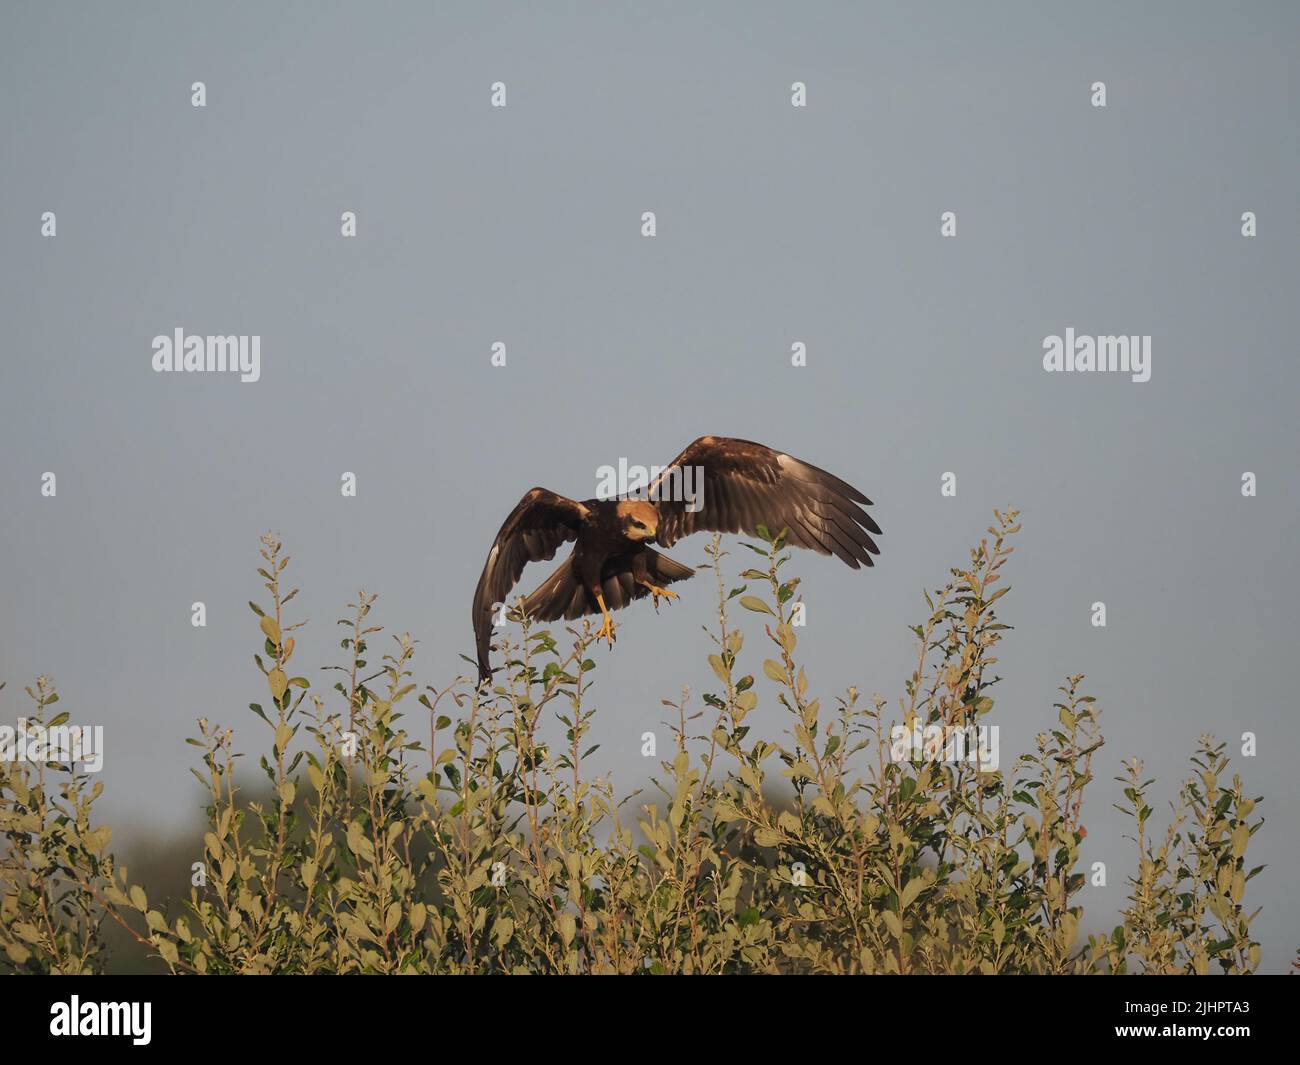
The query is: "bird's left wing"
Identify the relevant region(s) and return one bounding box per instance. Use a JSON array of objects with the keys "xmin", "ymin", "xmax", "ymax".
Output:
[
  {"xmin": 472, "ymin": 488, "xmax": 588, "ymax": 681},
  {"xmin": 649, "ymin": 437, "xmax": 881, "ymax": 566}
]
